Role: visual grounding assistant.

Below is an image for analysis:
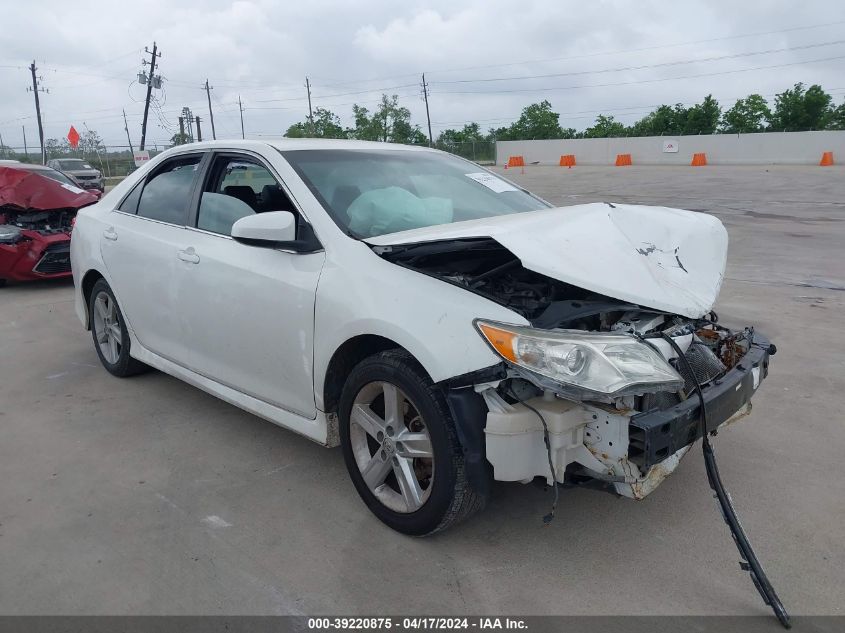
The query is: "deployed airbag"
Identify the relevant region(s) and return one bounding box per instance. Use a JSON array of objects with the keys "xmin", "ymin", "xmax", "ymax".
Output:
[{"xmin": 347, "ymin": 186, "xmax": 453, "ymax": 237}]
